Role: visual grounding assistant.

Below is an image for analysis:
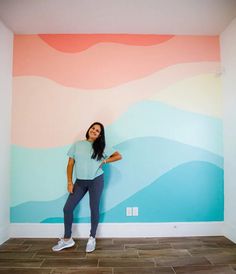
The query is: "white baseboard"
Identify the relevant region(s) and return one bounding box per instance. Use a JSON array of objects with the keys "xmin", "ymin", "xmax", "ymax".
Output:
[
  {"xmin": 10, "ymin": 222, "xmax": 224, "ymax": 238},
  {"xmin": 223, "ymin": 222, "xmax": 236, "ymax": 243}
]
